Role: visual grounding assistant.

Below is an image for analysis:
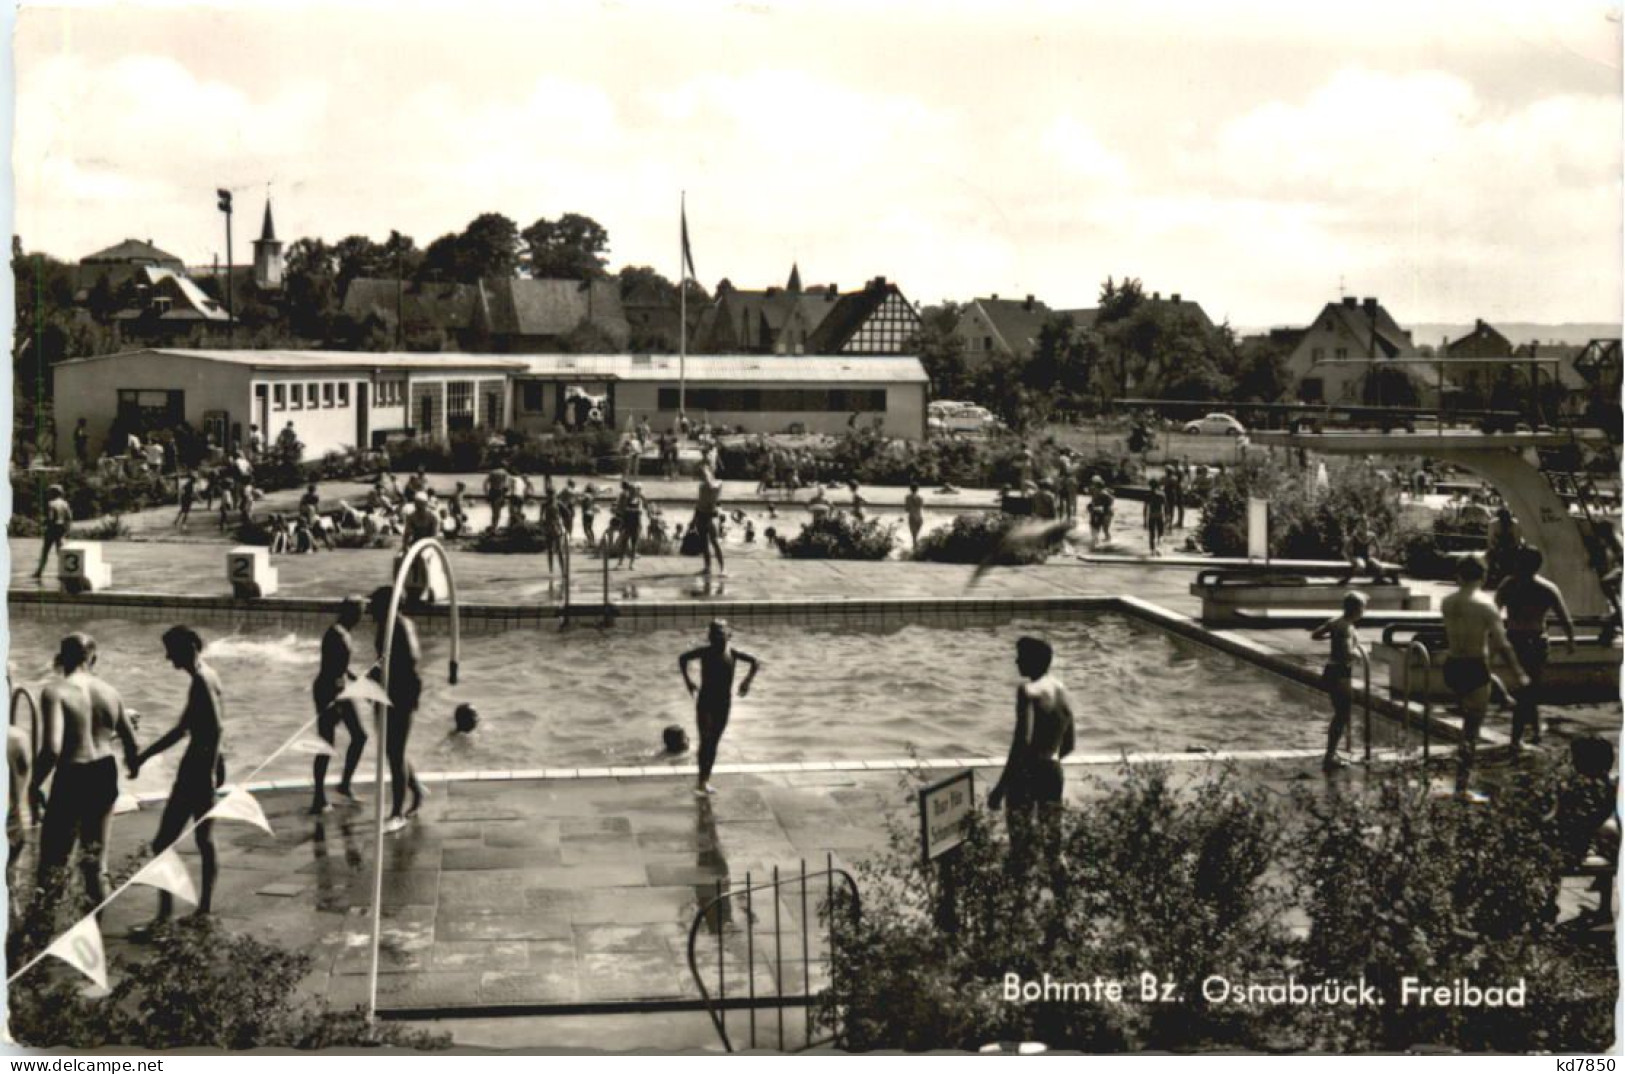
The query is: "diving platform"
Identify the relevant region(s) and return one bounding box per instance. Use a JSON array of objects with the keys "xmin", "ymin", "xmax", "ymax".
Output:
[{"xmin": 1251, "ymin": 429, "xmax": 1620, "ymax": 620}]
